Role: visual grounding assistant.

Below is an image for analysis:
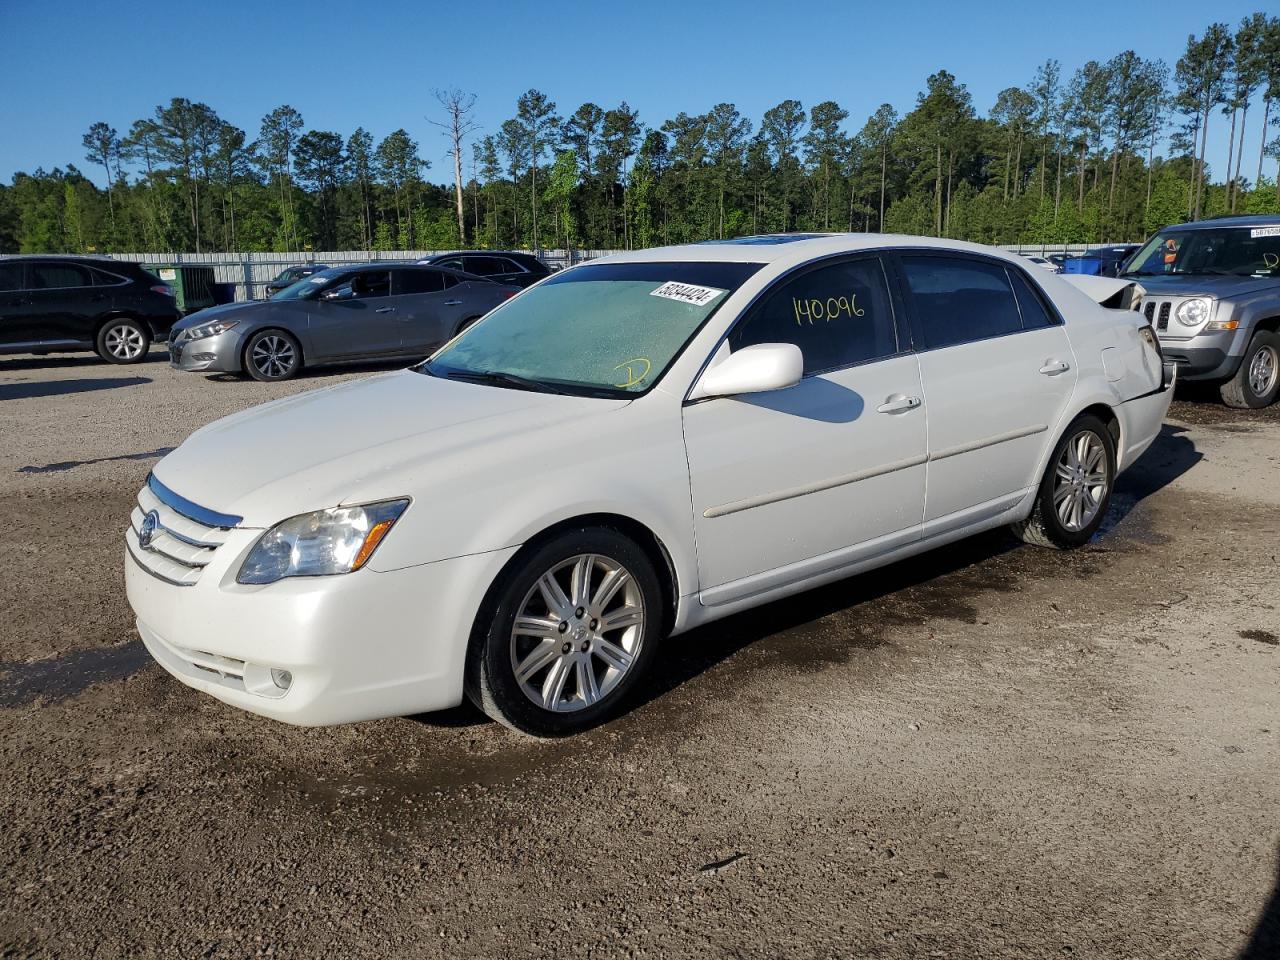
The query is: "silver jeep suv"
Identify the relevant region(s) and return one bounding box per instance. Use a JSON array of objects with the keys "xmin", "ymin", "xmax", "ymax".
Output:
[{"xmin": 1122, "ymin": 215, "xmax": 1280, "ymax": 408}]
